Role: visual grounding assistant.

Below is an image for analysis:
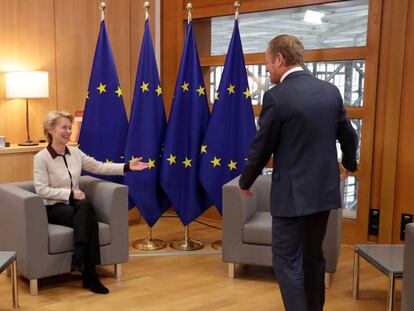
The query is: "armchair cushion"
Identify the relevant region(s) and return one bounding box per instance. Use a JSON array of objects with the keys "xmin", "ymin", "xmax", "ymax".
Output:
[
  {"xmin": 48, "ymin": 222, "xmax": 110, "ymax": 254},
  {"xmin": 243, "ymin": 212, "xmax": 272, "ymax": 245}
]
